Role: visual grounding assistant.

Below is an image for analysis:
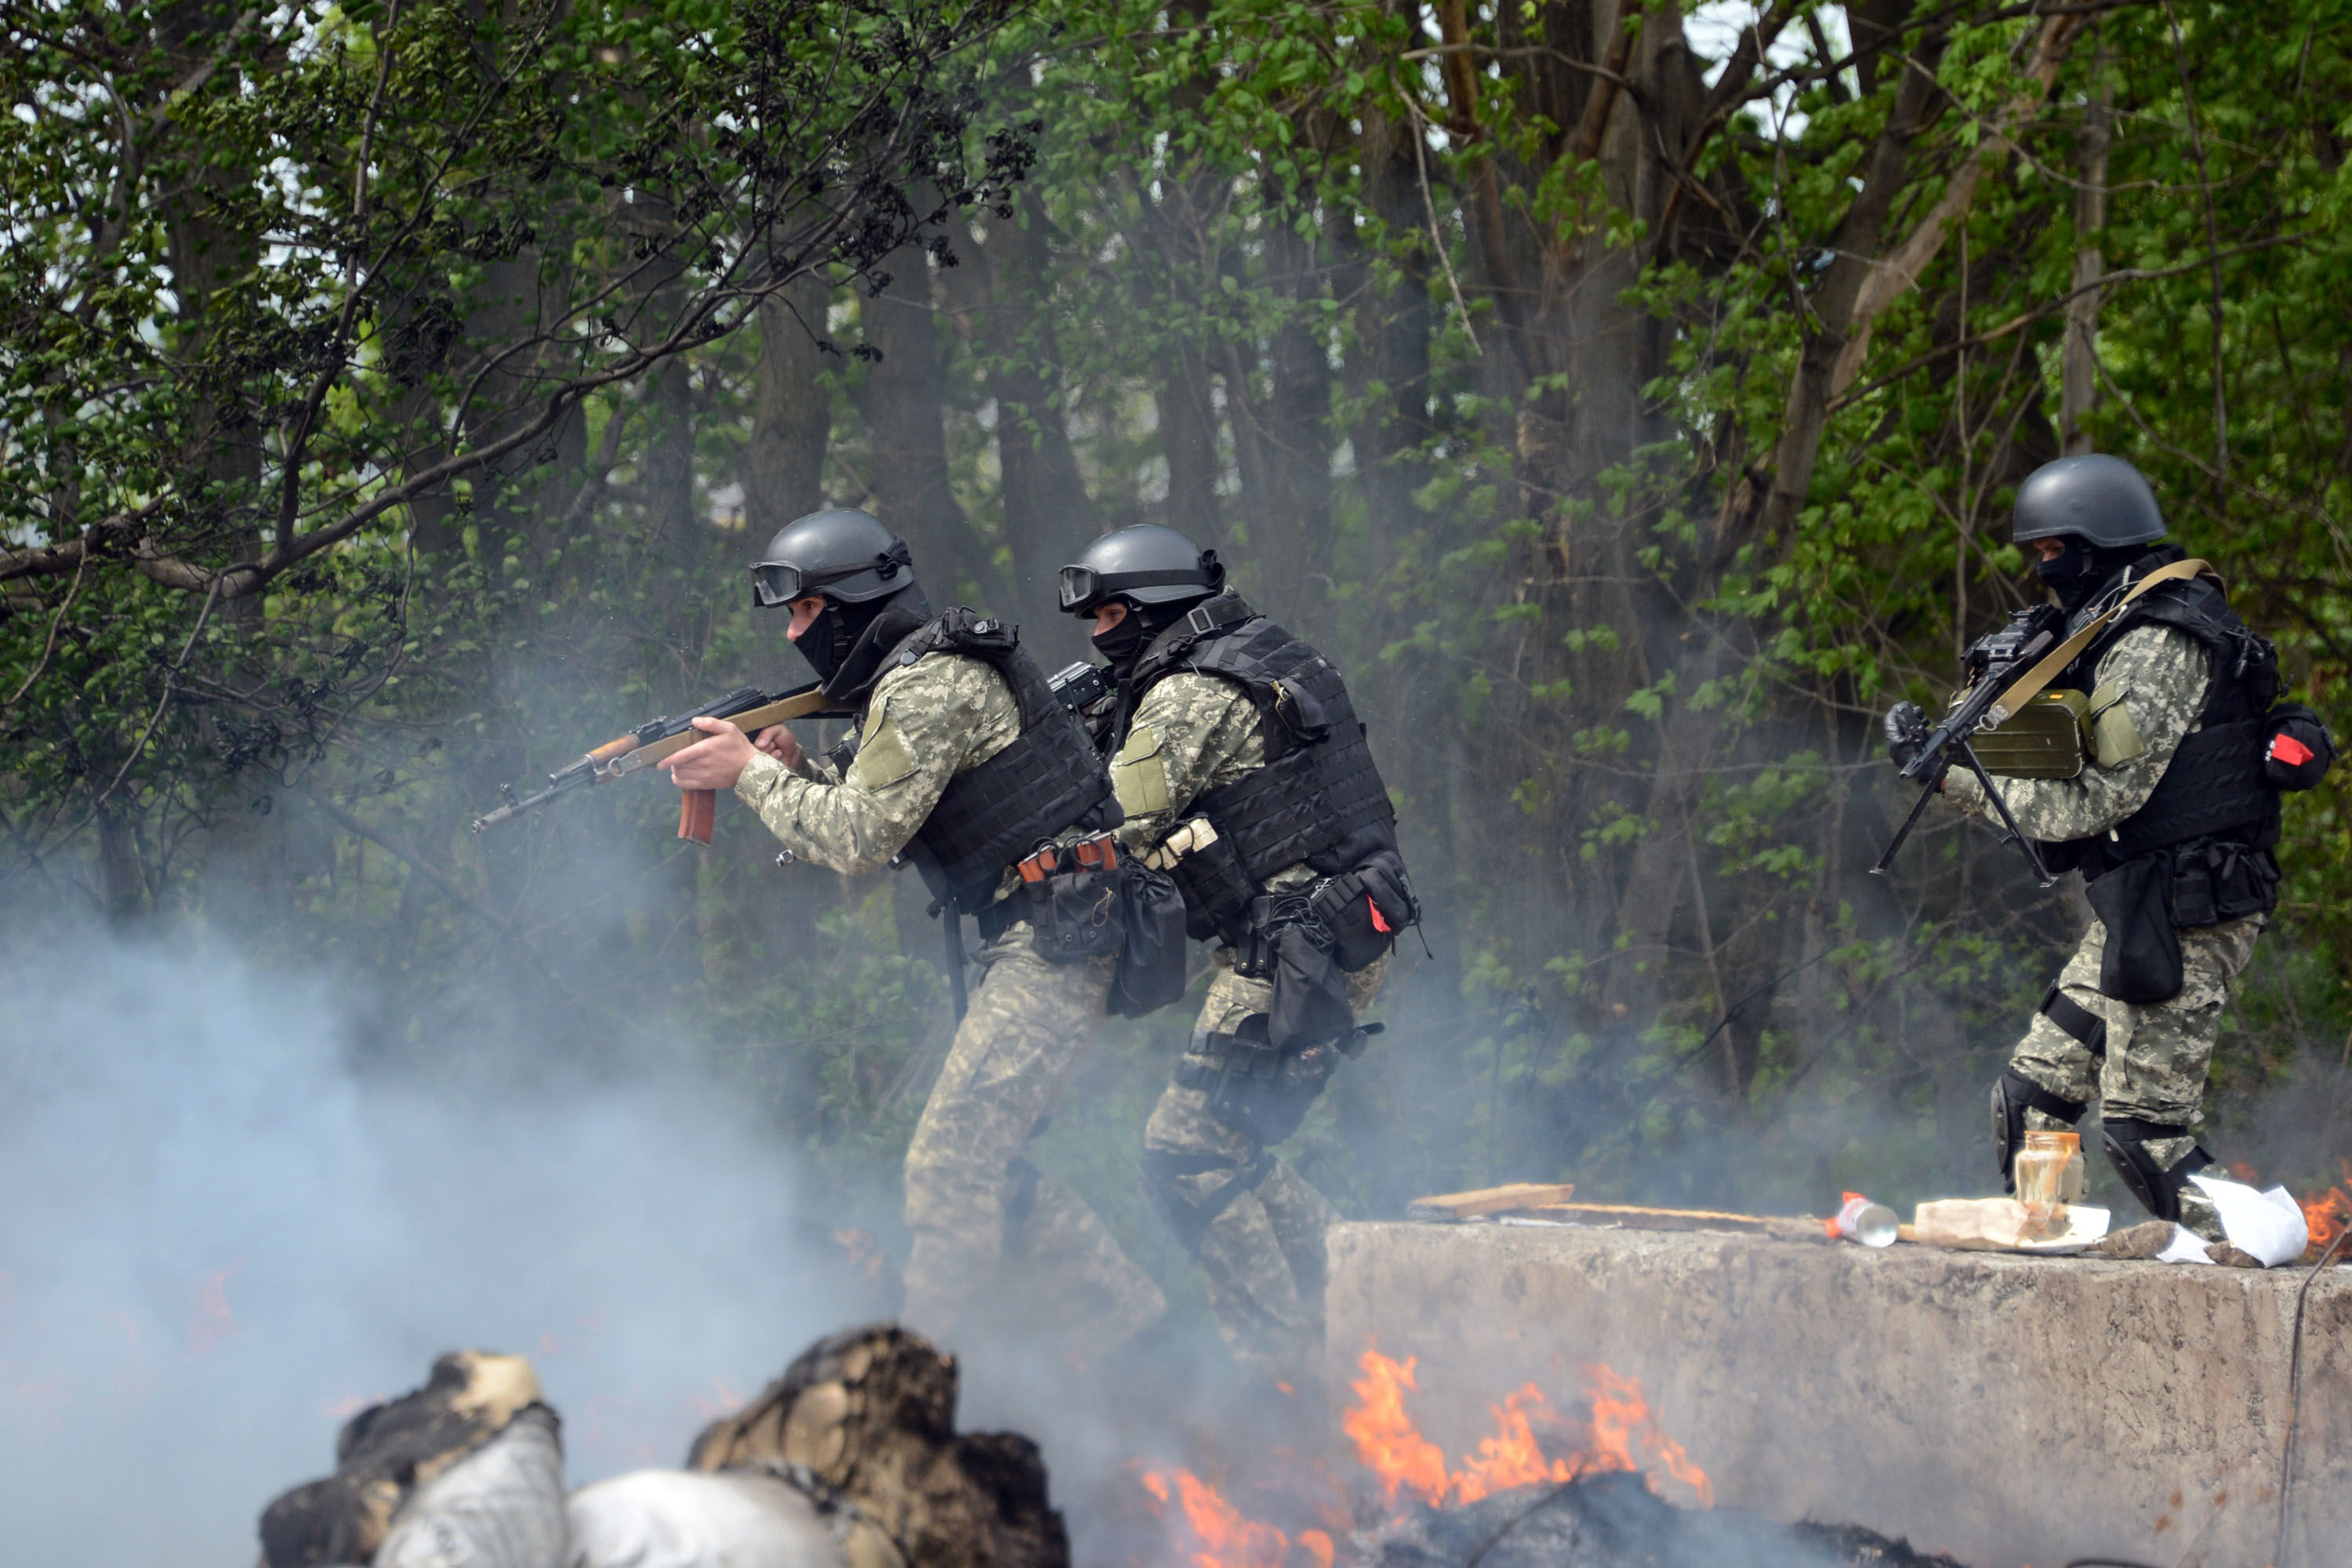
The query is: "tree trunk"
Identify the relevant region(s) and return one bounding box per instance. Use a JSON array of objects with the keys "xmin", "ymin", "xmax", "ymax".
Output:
[{"xmin": 748, "ymin": 274, "xmax": 835, "ymax": 533}]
